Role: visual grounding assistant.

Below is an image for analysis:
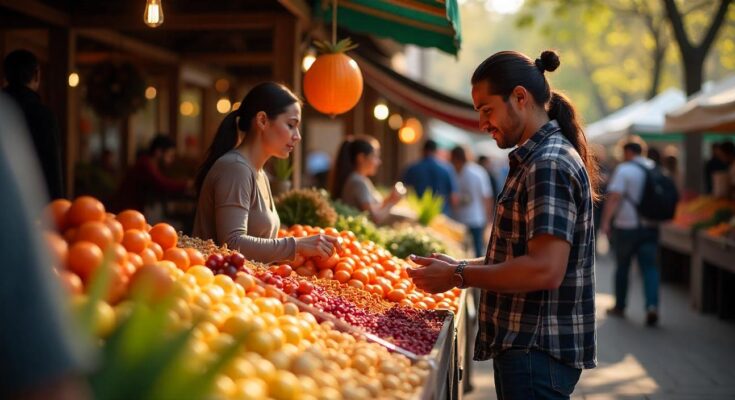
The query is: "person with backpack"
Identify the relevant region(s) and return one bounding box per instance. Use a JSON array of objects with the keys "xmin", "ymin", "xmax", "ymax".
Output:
[{"xmin": 600, "ymin": 141, "xmax": 679, "ymax": 326}]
